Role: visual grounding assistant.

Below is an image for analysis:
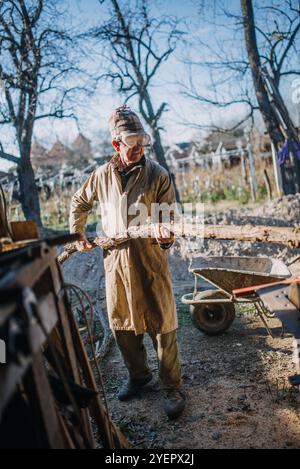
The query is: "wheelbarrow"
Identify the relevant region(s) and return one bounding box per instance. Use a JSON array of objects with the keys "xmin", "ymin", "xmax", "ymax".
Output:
[{"xmin": 181, "ymin": 256, "xmax": 291, "ymax": 336}]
